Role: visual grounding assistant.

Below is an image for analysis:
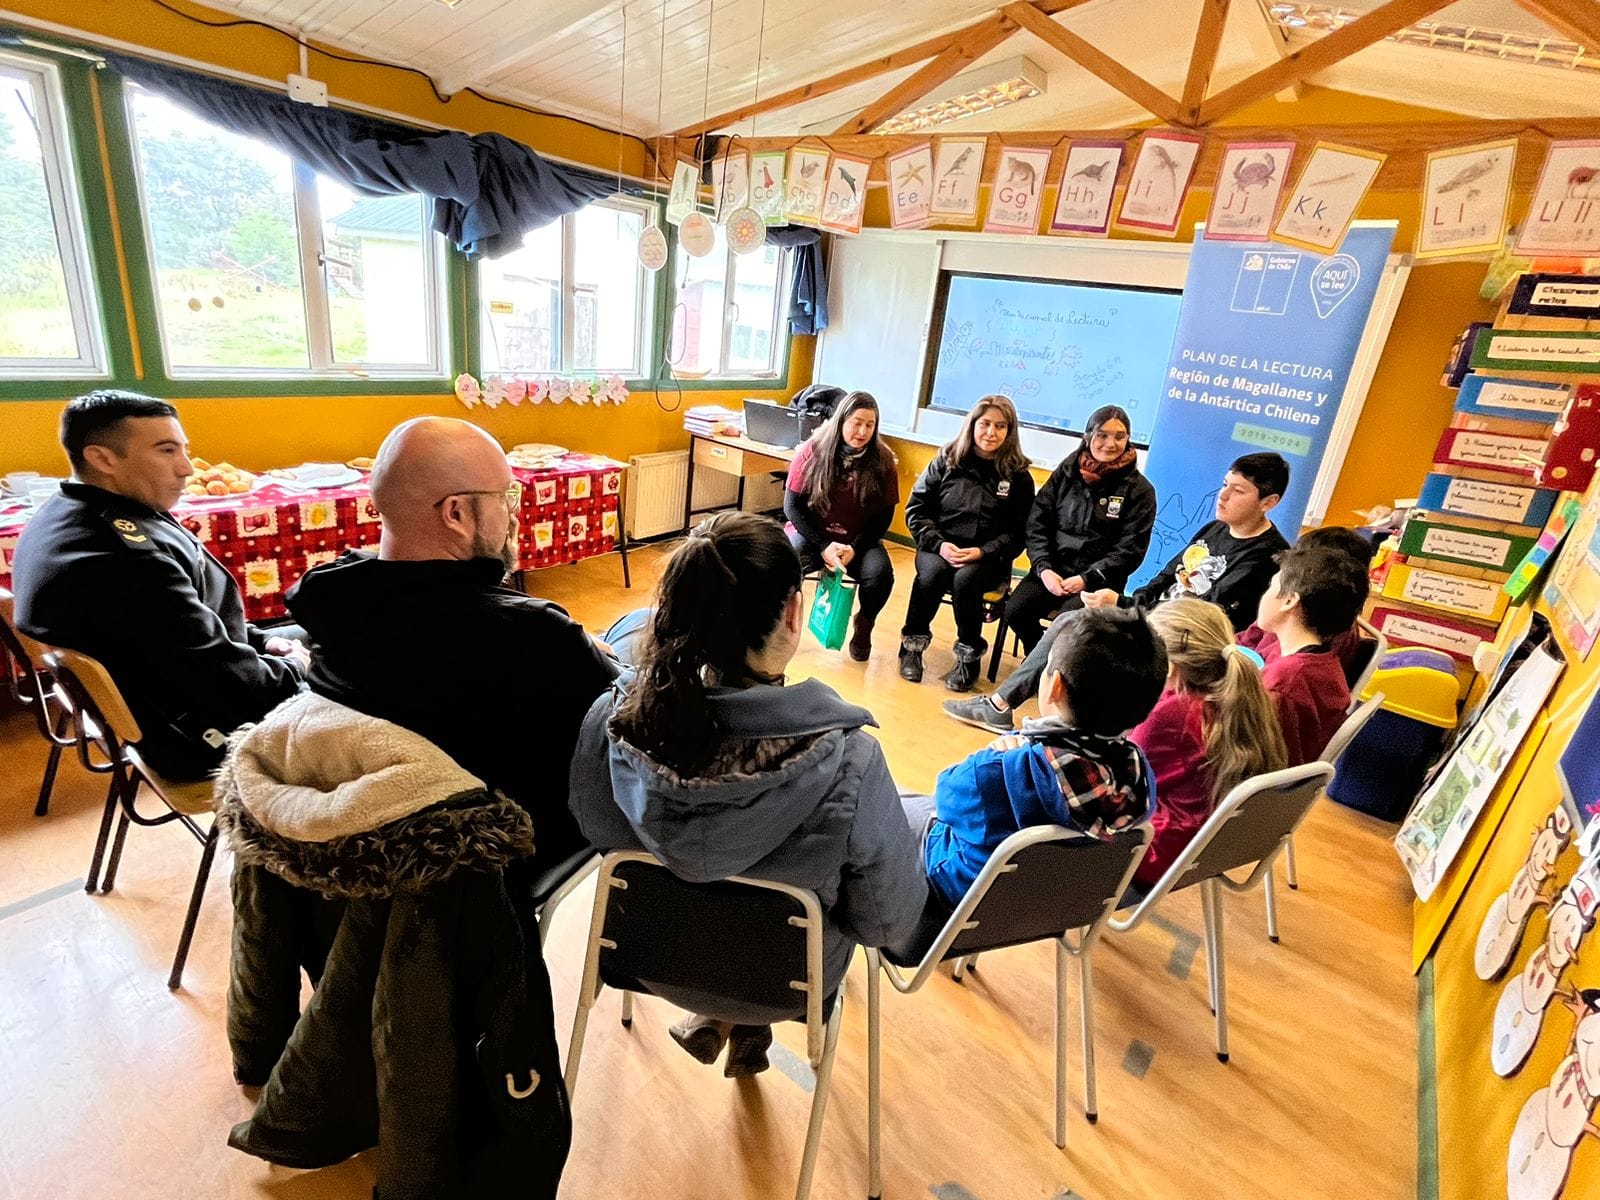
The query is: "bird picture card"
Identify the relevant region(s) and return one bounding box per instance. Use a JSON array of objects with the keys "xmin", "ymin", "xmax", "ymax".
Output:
[
  {"xmin": 711, "ymin": 150, "xmax": 749, "ymax": 223},
  {"xmin": 820, "ymin": 153, "xmax": 872, "ymax": 235},
  {"xmin": 929, "ymin": 136, "xmax": 986, "ymax": 225},
  {"xmin": 1273, "ymin": 141, "xmax": 1386, "ymax": 254},
  {"xmin": 983, "ymin": 145, "xmax": 1052, "ymax": 235},
  {"xmin": 666, "ymin": 160, "xmax": 699, "ymax": 226},
  {"xmin": 783, "ymin": 146, "xmax": 830, "ymax": 226},
  {"xmin": 1515, "ymin": 140, "xmax": 1600, "ymax": 257},
  {"xmin": 886, "ymin": 143, "xmax": 934, "ymax": 230},
  {"xmin": 1049, "ymin": 139, "xmax": 1123, "ymax": 236},
  {"xmin": 1416, "ymin": 139, "xmax": 1518, "ymax": 260},
  {"xmin": 1205, "ymin": 140, "xmax": 1295, "ymax": 242},
  {"xmin": 1114, "ymin": 130, "xmax": 1203, "ymax": 238},
  {"xmin": 750, "ymin": 152, "xmax": 787, "ymax": 225}
]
